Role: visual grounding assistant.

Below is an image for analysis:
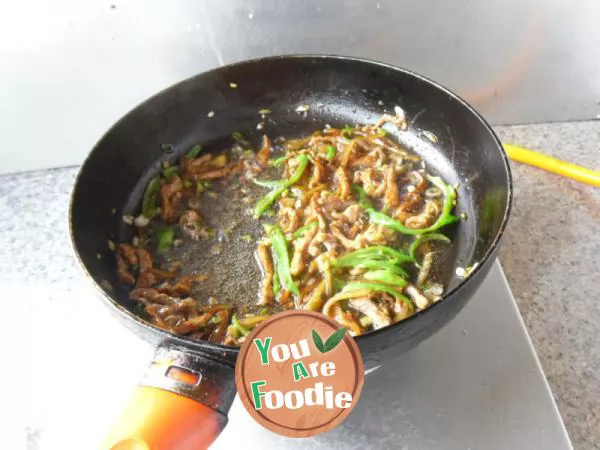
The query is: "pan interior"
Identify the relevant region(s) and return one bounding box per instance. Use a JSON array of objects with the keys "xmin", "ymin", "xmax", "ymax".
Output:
[{"xmin": 70, "ymin": 56, "xmax": 510, "ymax": 332}]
